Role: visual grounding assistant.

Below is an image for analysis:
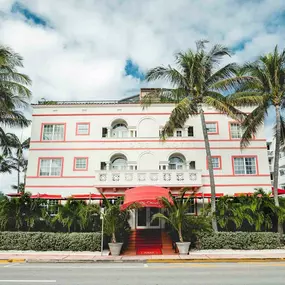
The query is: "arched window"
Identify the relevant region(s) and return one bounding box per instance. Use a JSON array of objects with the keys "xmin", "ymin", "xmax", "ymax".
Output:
[
  {"xmin": 111, "ymin": 120, "xmax": 128, "ymax": 138},
  {"xmin": 111, "ymin": 154, "xmax": 128, "ymax": 170},
  {"xmin": 168, "ymin": 154, "xmax": 186, "ymax": 170}
]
